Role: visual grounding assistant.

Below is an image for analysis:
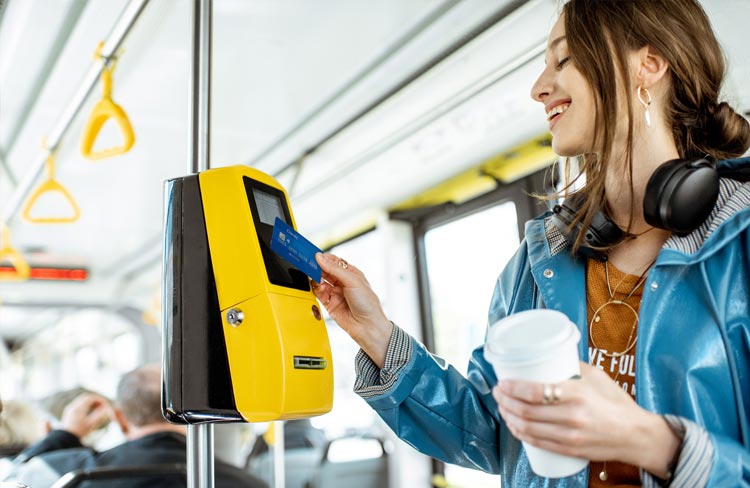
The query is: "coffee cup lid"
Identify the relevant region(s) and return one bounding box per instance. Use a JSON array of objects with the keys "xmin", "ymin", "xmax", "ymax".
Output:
[{"xmin": 485, "ymin": 309, "xmax": 580, "ymax": 364}]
